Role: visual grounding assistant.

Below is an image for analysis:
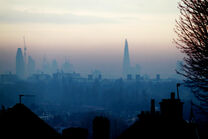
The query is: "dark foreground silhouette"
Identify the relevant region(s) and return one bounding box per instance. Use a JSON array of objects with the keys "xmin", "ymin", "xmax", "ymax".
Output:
[
  {"xmin": 0, "ymin": 103, "xmax": 60, "ymax": 138},
  {"xmin": 118, "ymin": 93, "xmax": 198, "ymax": 139},
  {"xmin": 0, "ymin": 92, "xmax": 200, "ymax": 139}
]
